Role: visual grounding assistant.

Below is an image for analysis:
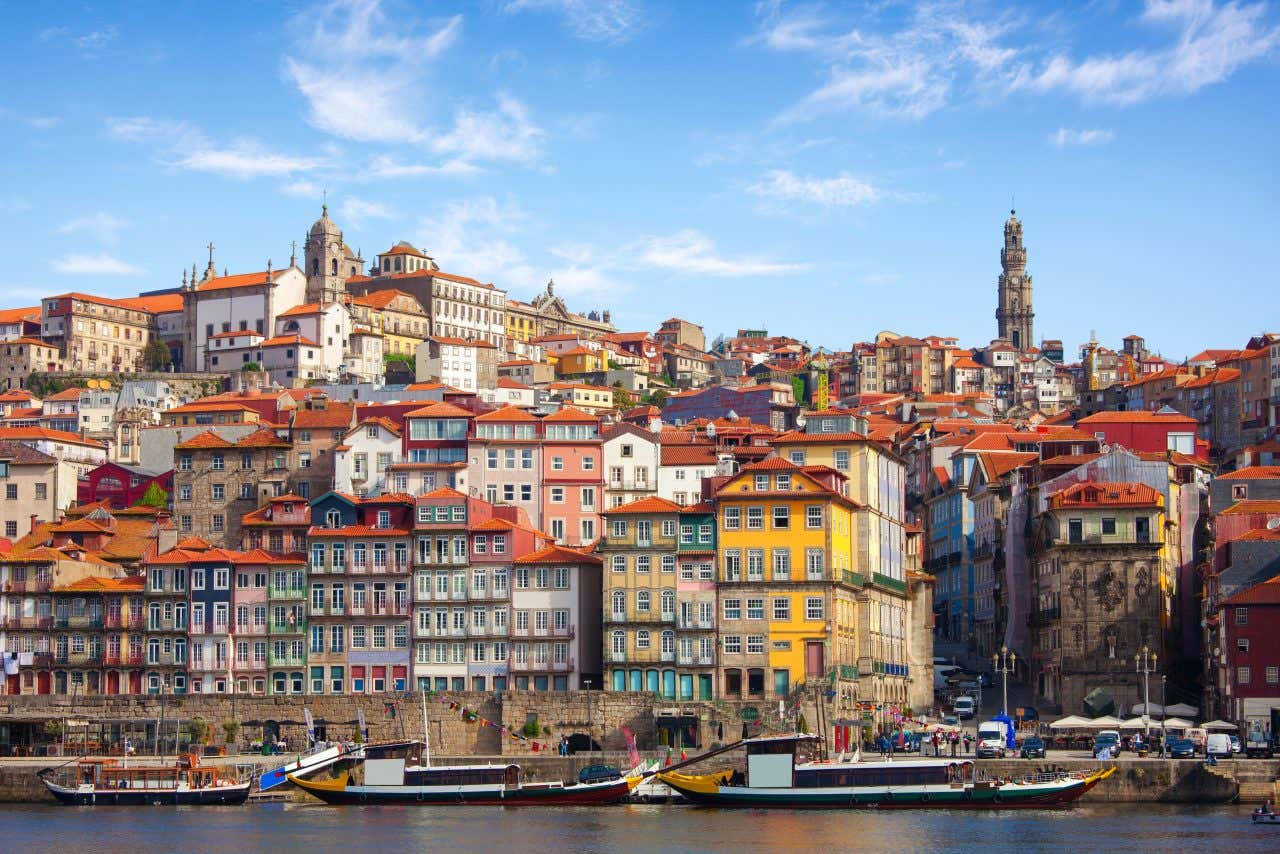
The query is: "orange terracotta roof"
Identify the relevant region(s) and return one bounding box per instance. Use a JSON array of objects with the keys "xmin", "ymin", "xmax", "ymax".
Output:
[
  {"xmin": 208, "ymin": 330, "xmax": 263, "ymax": 341},
  {"xmin": 1222, "ymin": 575, "xmax": 1280, "ymax": 606},
  {"xmin": 604, "ymin": 496, "xmax": 684, "ymax": 515},
  {"xmin": 380, "ymin": 243, "xmax": 428, "ymax": 257},
  {"xmin": 174, "ymin": 430, "xmax": 234, "ymax": 450},
  {"xmin": 45, "ymin": 387, "xmax": 88, "ymax": 401},
  {"xmin": 475, "ymin": 405, "xmax": 538, "ymax": 423},
  {"xmin": 405, "ymin": 402, "xmax": 474, "ymax": 418},
  {"xmin": 772, "ymin": 430, "xmax": 870, "ymax": 444},
  {"xmin": 56, "ymin": 575, "xmax": 145, "ymax": 592},
  {"xmin": 660, "ymin": 445, "xmax": 719, "ymax": 466},
  {"xmin": 118, "ymin": 293, "xmax": 183, "ymax": 314},
  {"xmin": 353, "ymin": 289, "xmax": 421, "ymax": 311},
  {"xmin": 1216, "ymin": 466, "xmax": 1280, "ymax": 480},
  {"xmin": 1077, "ymin": 410, "xmax": 1197, "ymax": 425},
  {"xmin": 979, "ymin": 452, "xmax": 1039, "ymax": 479},
  {"xmin": 165, "ymin": 402, "xmax": 259, "ymax": 415},
  {"xmin": 0, "ymin": 306, "xmax": 41, "ymax": 324},
  {"xmin": 681, "ymin": 501, "xmax": 714, "ymax": 514},
  {"xmin": 347, "ymin": 417, "xmax": 401, "ymax": 438},
  {"xmin": 1049, "ymin": 481, "xmax": 1163, "ymax": 509},
  {"xmin": 307, "ymin": 525, "xmax": 411, "ymax": 537},
  {"xmin": 196, "ymin": 269, "xmax": 291, "ymax": 293},
  {"xmin": 45, "ymin": 292, "xmax": 160, "ymax": 313},
  {"xmin": 419, "ymin": 486, "xmax": 468, "ymax": 500},
  {"xmin": 514, "ymin": 544, "xmax": 602, "ymax": 565},
  {"xmin": 0, "ymin": 427, "xmax": 106, "ymax": 449},
  {"xmin": 1218, "ymin": 500, "xmax": 1280, "ymax": 516},
  {"xmin": 496, "ymin": 377, "xmax": 531, "ymax": 390},
  {"xmin": 260, "ymin": 333, "xmax": 318, "ymax": 348},
  {"xmin": 542, "ymin": 406, "xmax": 599, "ymax": 422},
  {"xmin": 1234, "ymin": 528, "xmax": 1280, "ymax": 542},
  {"xmin": 292, "ymin": 403, "xmax": 355, "ymax": 430},
  {"xmin": 235, "ymin": 427, "xmax": 291, "ymax": 448}
]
